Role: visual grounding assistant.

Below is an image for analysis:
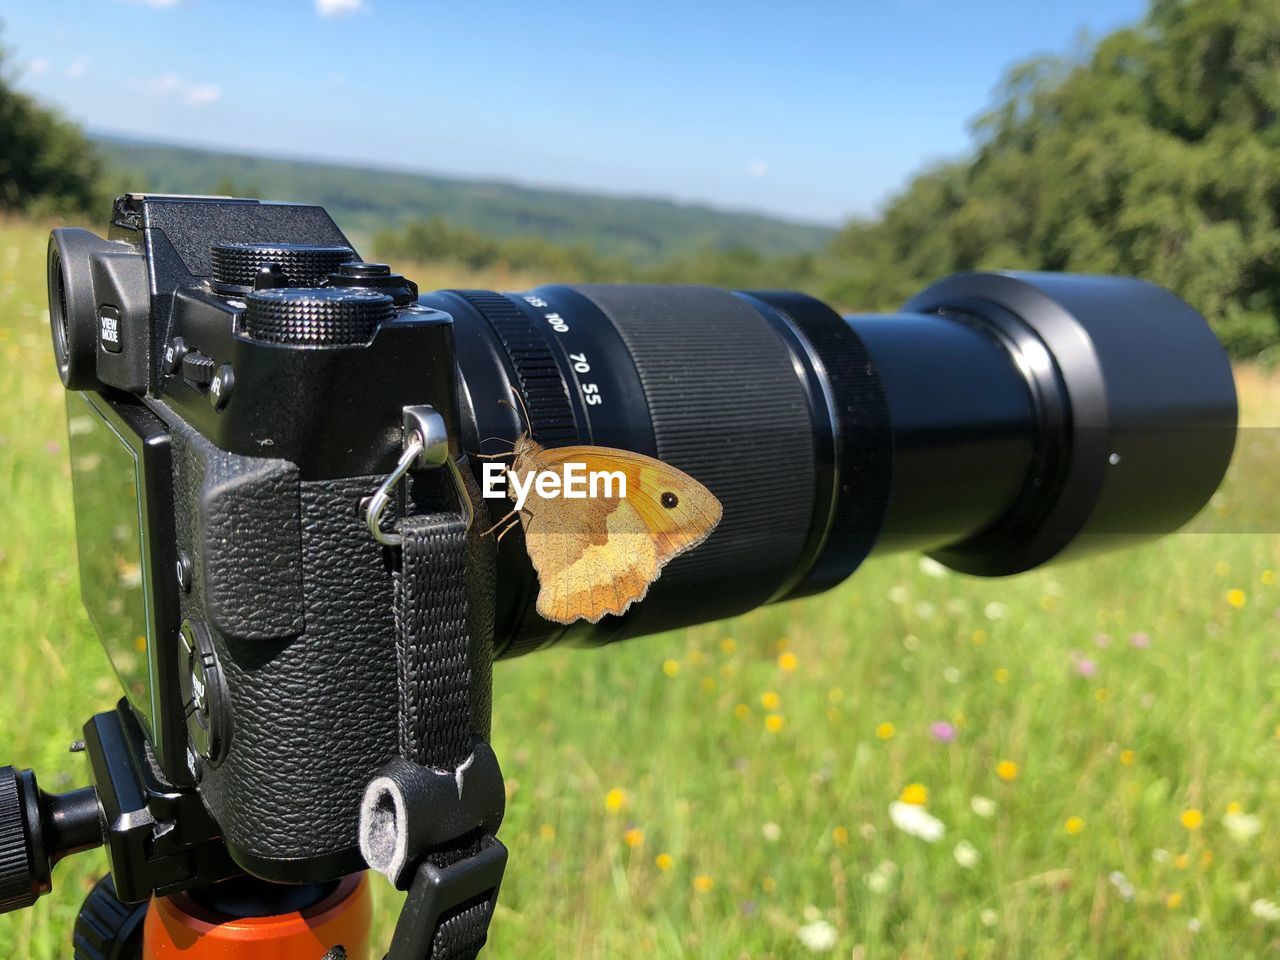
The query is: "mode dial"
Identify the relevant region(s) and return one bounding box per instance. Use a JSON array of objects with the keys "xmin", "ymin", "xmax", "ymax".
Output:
[
  {"xmin": 242, "ymin": 287, "xmax": 395, "ymax": 345},
  {"xmin": 211, "ymin": 242, "xmax": 355, "ymax": 290}
]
